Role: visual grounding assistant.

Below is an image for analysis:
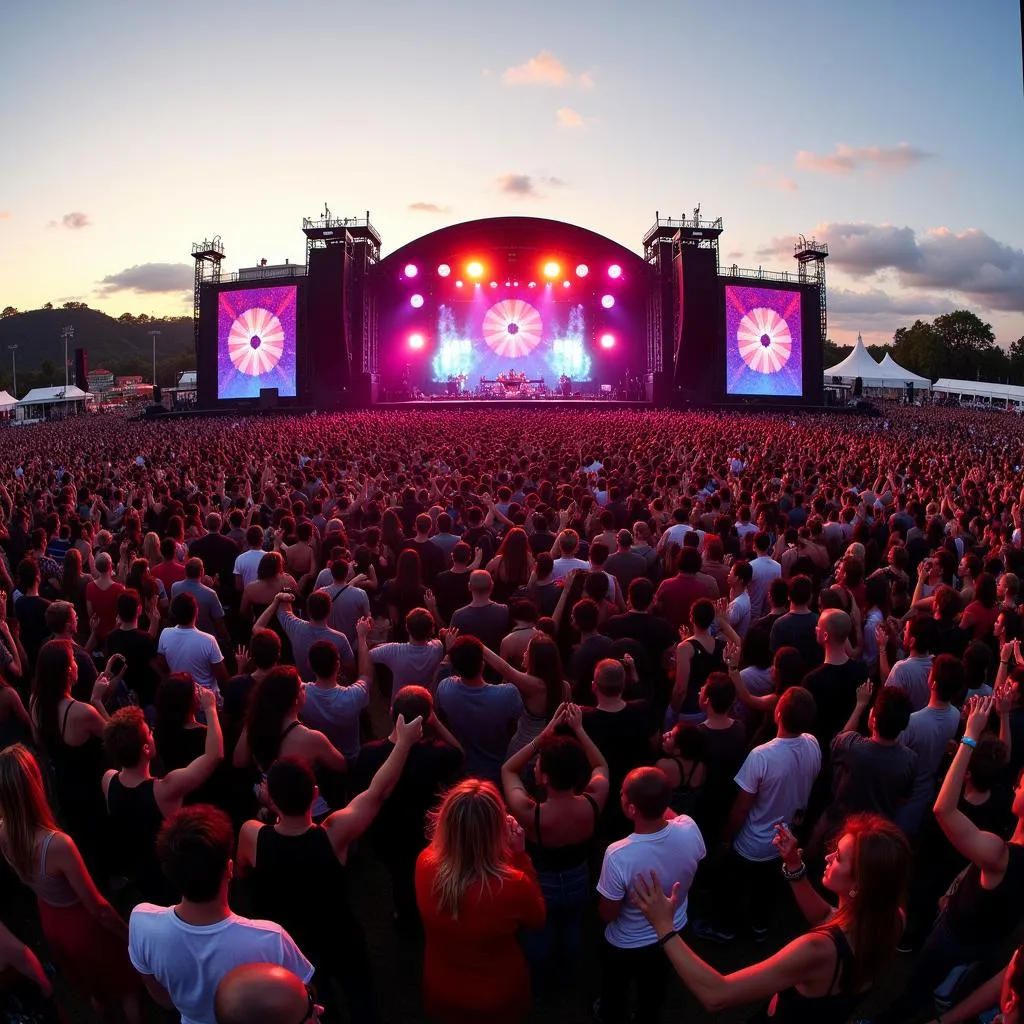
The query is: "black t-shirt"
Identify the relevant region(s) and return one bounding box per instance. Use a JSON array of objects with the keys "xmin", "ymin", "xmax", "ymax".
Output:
[
  {"xmin": 104, "ymin": 628, "xmax": 159, "ymax": 707},
  {"xmin": 529, "ymin": 530, "xmax": 557, "ymax": 557},
  {"xmin": 353, "ymin": 739, "xmax": 463, "ymax": 856},
  {"xmin": 188, "ymin": 533, "xmax": 240, "ymax": 605},
  {"xmin": 769, "ymin": 611, "xmax": 823, "ymax": 669},
  {"xmin": 569, "ymin": 635, "xmax": 616, "ymax": 700},
  {"xmin": 433, "ymin": 570, "xmax": 471, "ymax": 624},
  {"xmin": 828, "ymin": 732, "xmax": 916, "ymax": 823},
  {"xmin": 510, "ymin": 581, "xmax": 561, "ymax": 618},
  {"xmin": 450, "ymin": 601, "xmax": 510, "ymax": 653},
  {"xmin": 602, "ymin": 612, "xmax": 676, "ymax": 660},
  {"xmin": 14, "ymin": 595, "xmax": 51, "ymax": 669},
  {"xmin": 404, "ymin": 539, "xmax": 446, "ymax": 587},
  {"xmin": 804, "ymin": 659, "xmax": 869, "ymax": 751}
]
